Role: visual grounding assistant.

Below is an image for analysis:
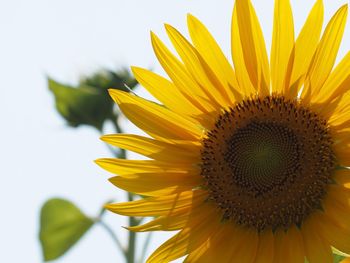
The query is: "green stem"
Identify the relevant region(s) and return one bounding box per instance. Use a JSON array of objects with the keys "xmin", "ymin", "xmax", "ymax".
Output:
[
  {"xmin": 140, "ymin": 231, "xmax": 152, "ymax": 263},
  {"xmin": 109, "ymin": 116, "xmax": 138, "ymax": 263},
  {"xmin": 97, "ymin": 219, "xmax": 125, "ymax": 255},
  {"xmin": 126, "ymin": 193, "xmax": 137, "ymax": 263}
]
